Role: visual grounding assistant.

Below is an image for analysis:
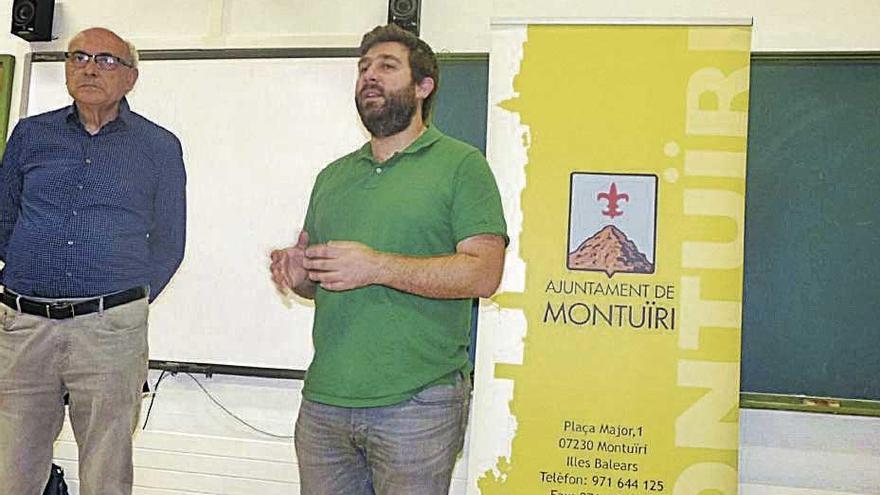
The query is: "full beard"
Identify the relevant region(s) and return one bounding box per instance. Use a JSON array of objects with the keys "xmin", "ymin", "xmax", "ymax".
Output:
[{"xmin": 356, "ymin": 84, "xmax": 418, "ymax": 138}]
